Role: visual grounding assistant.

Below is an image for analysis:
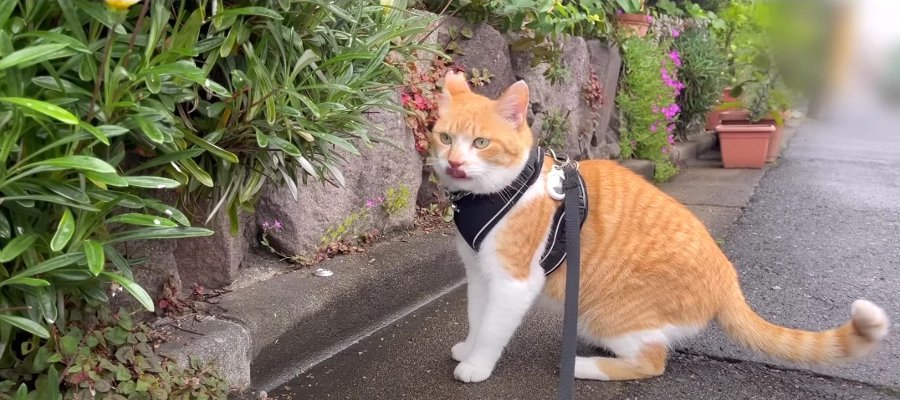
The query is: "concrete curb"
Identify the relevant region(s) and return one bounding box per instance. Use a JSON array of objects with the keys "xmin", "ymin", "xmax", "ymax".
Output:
[
  {"xmin": 619, "ymin": 132, "xmax": 719, "ymax": 181},
  {"xmin": 160, "ymin": 227, "xmax": 463, "ymax": 392}
]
